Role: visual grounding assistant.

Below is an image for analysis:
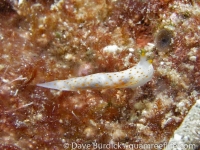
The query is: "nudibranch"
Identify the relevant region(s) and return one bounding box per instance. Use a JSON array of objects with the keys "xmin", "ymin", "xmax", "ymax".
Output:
[{"xmin": 37, "ymin": 51, "xmax": 154, "ymax": 91}]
